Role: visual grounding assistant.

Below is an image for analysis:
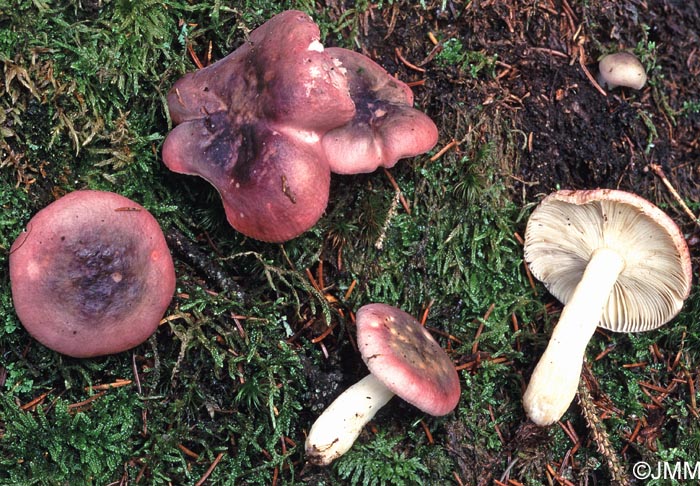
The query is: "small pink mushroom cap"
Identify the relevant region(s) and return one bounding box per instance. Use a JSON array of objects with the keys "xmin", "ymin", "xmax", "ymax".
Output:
[
  {"xmin": 9, "ymin": 190, "xmax": 176, "ymax": 358},
  {"xmin": 163, "ymin": 10, "xmax": 356, "ymax": 242},
  {"xmin": 356, "ymin": 303, "xmax": 460, "ymax": 415},
  {"xmin": 322, "ymin": 48, "xmax": 439, "ymax": 174}
]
